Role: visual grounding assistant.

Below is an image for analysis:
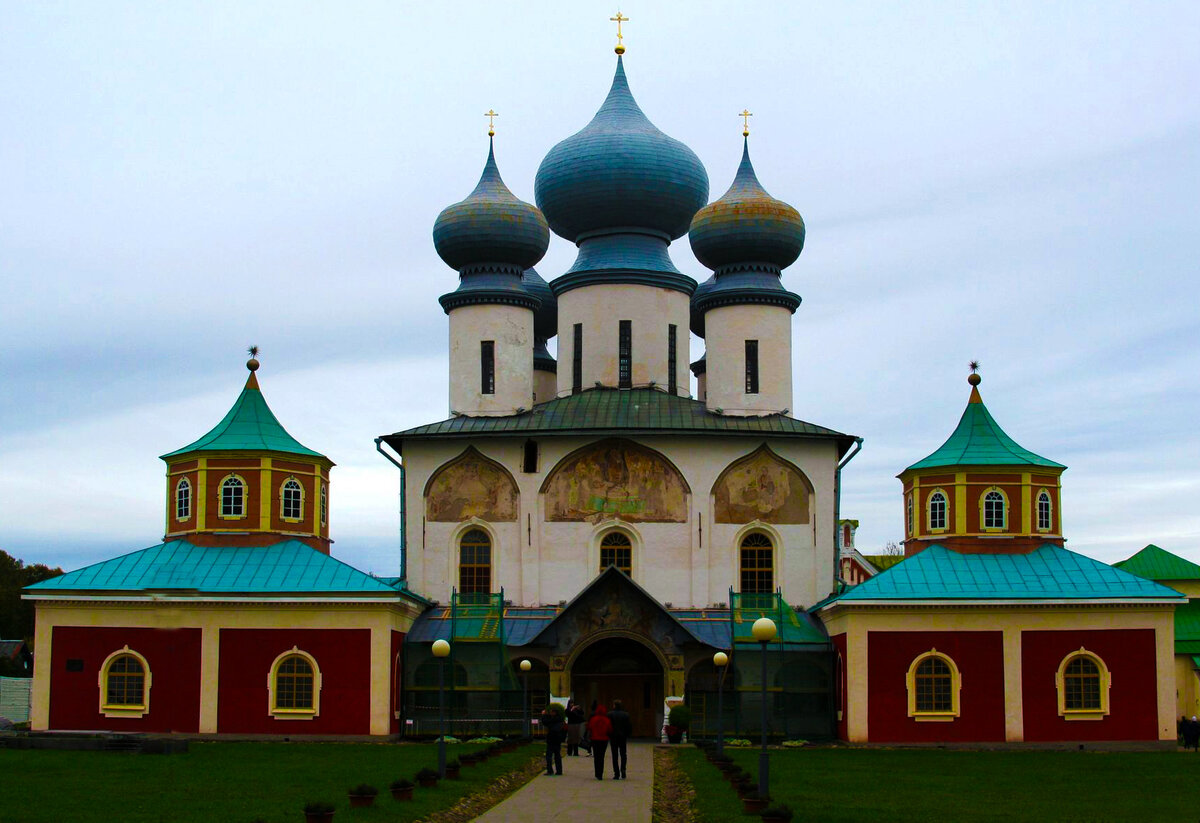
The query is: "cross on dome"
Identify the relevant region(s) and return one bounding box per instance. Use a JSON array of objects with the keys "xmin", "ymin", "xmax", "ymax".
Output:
[
  {"xmin": 485, "ymin": 109, "xmax": 498, "ymax": 137},
  {"xmin": 610, "ymin": 10, "xmax": 629, "ymax": 54},
  {"xmin": 740, "ymin": 109, "xmax": 753, "ymax": 137}
]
